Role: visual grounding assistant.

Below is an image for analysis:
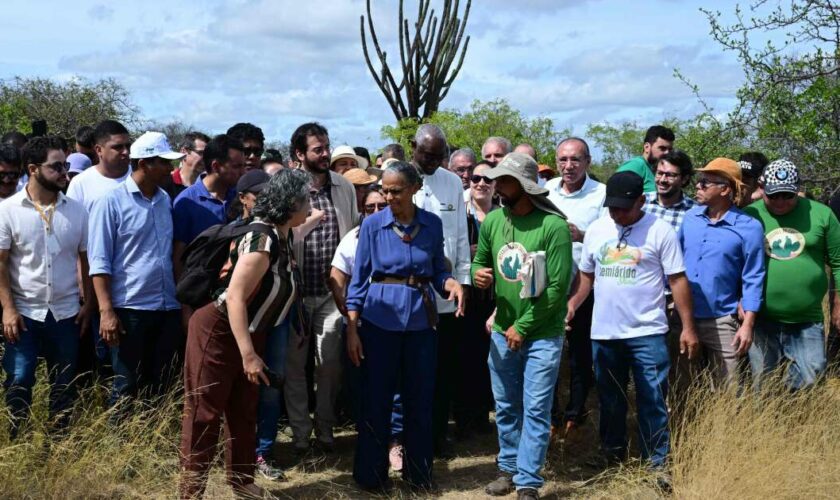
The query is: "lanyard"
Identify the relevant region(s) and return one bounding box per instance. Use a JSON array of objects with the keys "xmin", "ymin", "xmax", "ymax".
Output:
[{"xmin": 32, "ymin": 200, "xmax": 56, "ymax": 233}]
